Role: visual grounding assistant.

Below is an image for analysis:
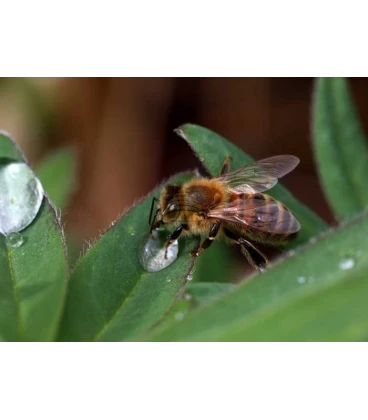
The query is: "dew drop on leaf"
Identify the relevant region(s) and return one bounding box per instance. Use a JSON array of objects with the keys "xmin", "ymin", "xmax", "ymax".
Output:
[
  {"xmin": 6, "ymin": 232, "xmax": 24, "ymax": 248},
  {"xmin": 175, "ymin": 312, "xmax": 185, "ymax": 321},
  {"xmin": 140, "ymin": 229, "xmax": 178, "ymax": 272},
  {"xmin": 297, "ymin": 276, "xmax": 307, "ymax": 284},
  {"xmin": 185, "ymin": 272, "xmax": 193, "ymax": 281},
  {"xmin": 339, "ymin": 257, "xmax": 355, "ymax": 271},
  {"xmin": 0, "ymin": 162, "xmax": 44, "ymax": 235}
]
